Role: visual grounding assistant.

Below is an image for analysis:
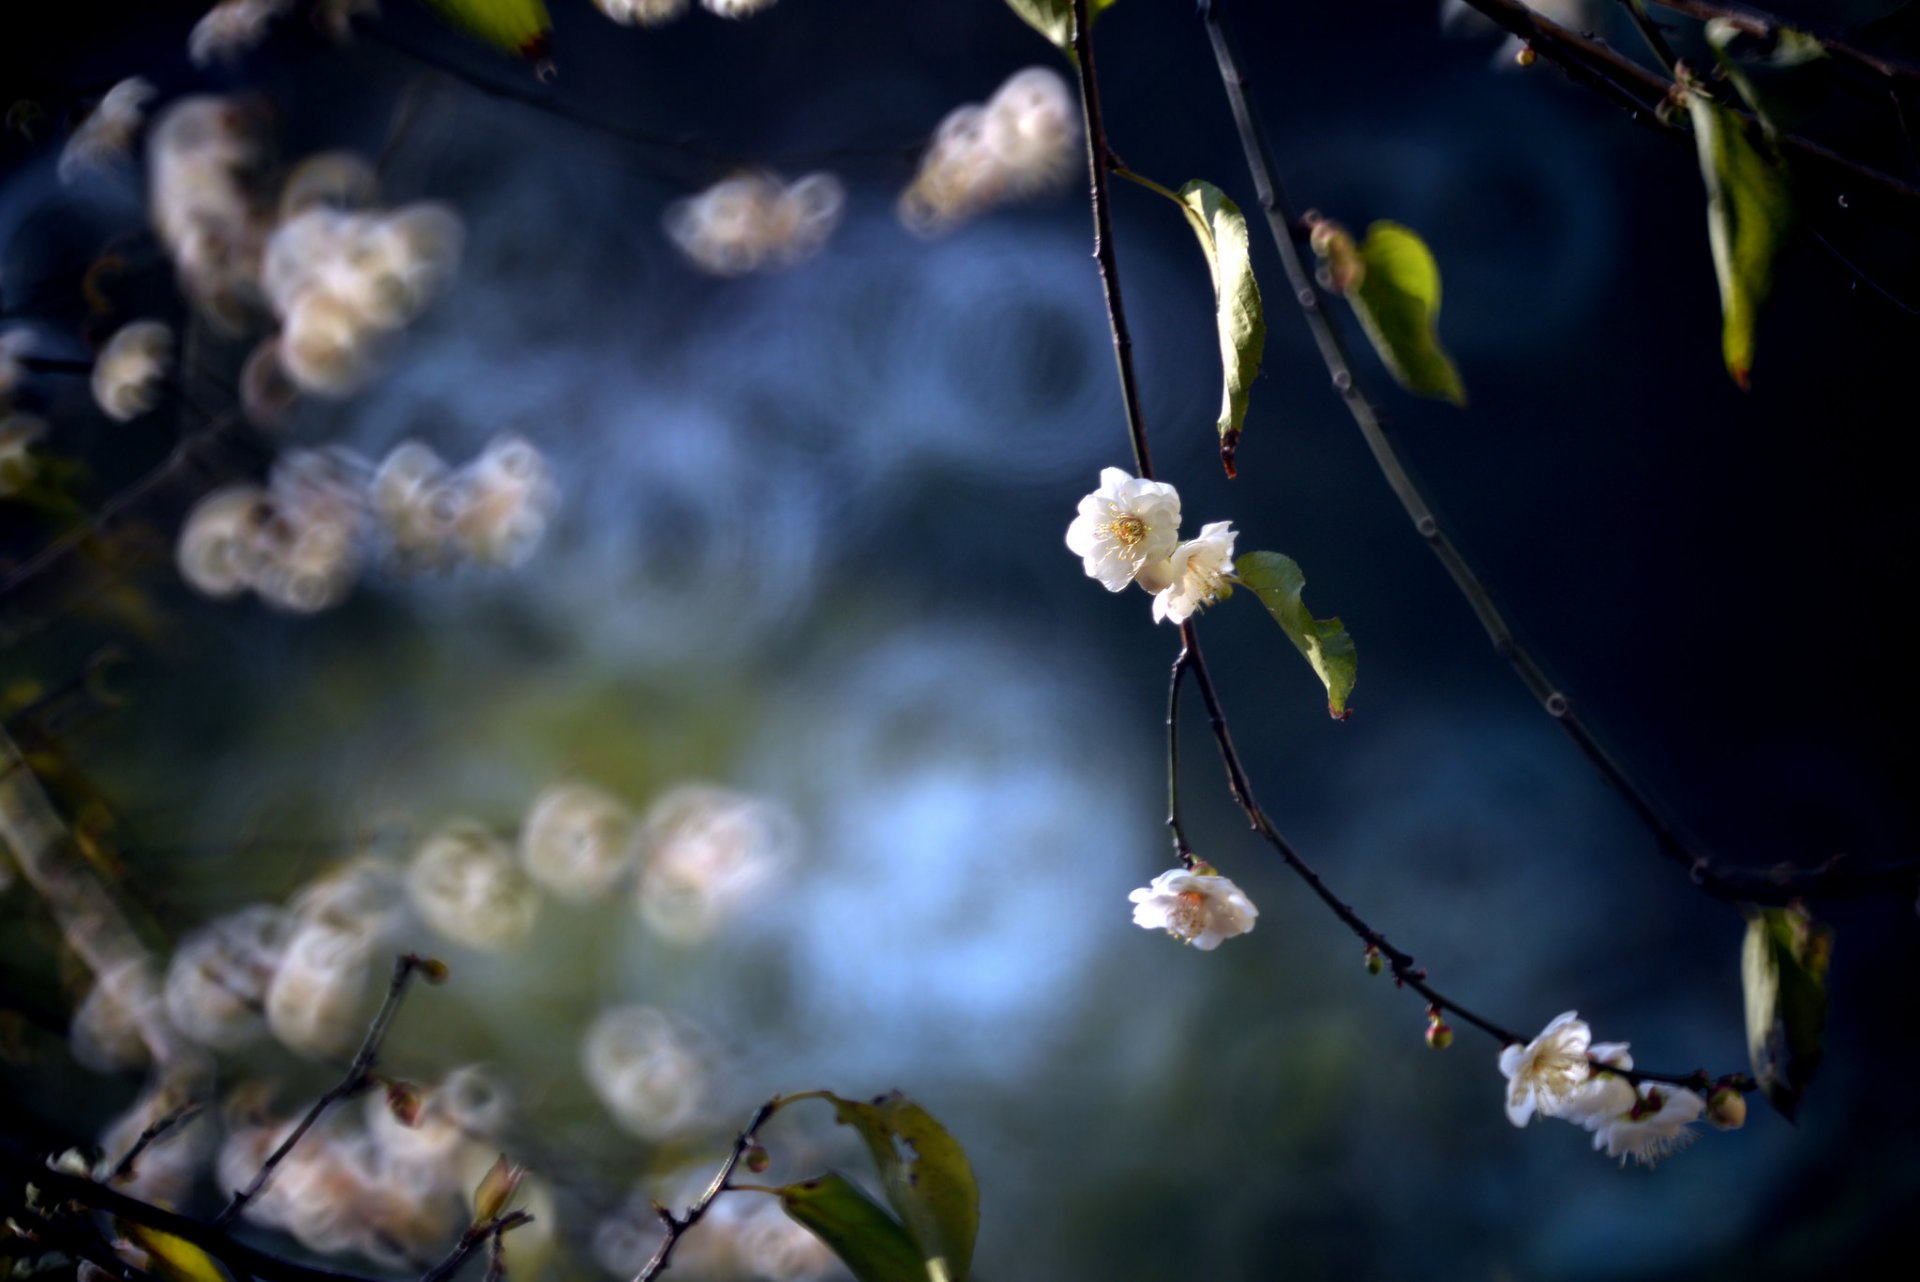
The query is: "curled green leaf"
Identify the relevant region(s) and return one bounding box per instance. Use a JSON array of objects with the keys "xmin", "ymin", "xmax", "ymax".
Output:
[
  {"xmin": 779, "ymin": 1173, "xmax": 928, "ymax": 1282},
  {"xmin": 1172, "ymin": 180, "xmax": 1266, "ymax": 477},
  {"xmin": 1684, "ymin": 85, "xmax": 1792, "ymax": 389},
  {"xmin": 1001, "ymin": 0, "xmax": 1119, "ymax": 51},
  {"xmin": 423, "ymin": 0, "xmax": 551, "ymax": 58},
  {"xmin": 825, "ymin": 1091, "xmax": 978, "ymax": 1282},
  {"xmin": 1312, "ymin": 219, "xmax": 1465, "ymax": 406},
  {"xmin": 1234, "ymin": 551, "xmax": 1357, "ymax": 720},
  {"xmin": 1741, "ymin": 904, "xmax": 1832, "ymax": 1121}
]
